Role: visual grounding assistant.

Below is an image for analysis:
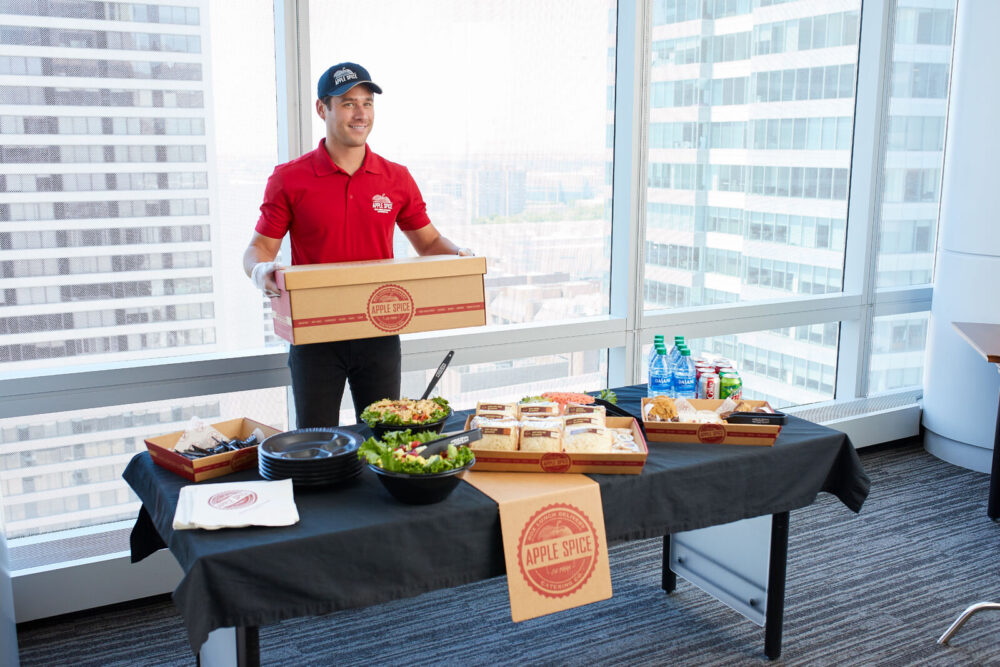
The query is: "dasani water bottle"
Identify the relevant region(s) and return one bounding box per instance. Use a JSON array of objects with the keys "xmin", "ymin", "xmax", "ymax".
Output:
[
  {"xmin": 672, "ymin": 348, "xmax": 697, "ymax": 399},
  {"xmin": 648, "ymin": 343, "xmax": 672, "ymax": 397}
]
